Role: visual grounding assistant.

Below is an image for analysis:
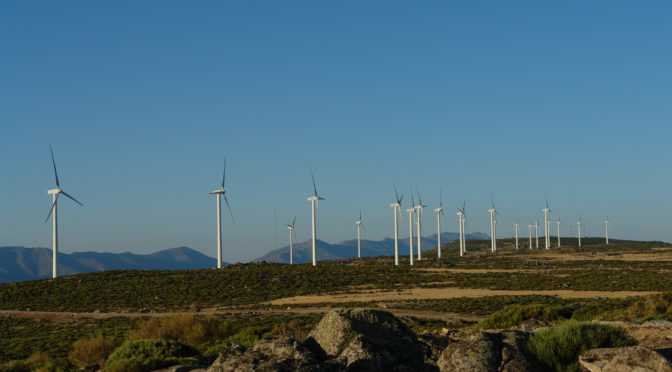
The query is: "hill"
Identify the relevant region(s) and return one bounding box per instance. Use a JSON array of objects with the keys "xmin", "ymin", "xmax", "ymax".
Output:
[
  {"xmin": 255, "ymin": 232, "xmax": 489, "ymax": 263},
  {"xmin": 0, "ymin": 246, "xmax": 220, "ymax": 283}
]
